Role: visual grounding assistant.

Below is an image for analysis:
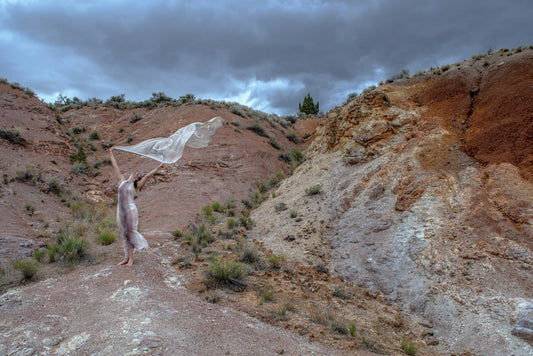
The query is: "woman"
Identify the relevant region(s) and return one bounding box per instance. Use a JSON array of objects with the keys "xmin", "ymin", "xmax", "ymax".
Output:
[{"xmin": 110, "ymin": 147, "xmax": 163, "ymax": 266}]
